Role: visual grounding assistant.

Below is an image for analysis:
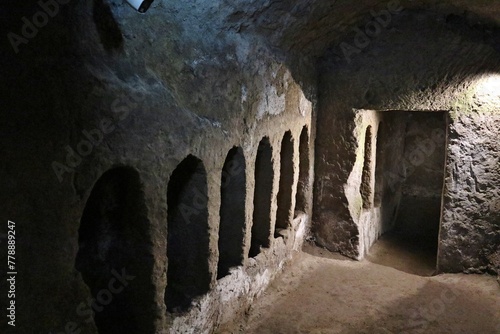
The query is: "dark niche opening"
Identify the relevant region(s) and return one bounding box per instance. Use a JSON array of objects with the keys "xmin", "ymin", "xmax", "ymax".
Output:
[
  {"xmin": 218, "ymin": 147, "xmax": 246, "ymax": 279},
  {"xmin": 361, "ymin": 126, "xmax": 373, "ymax": 209},
  {"xmin": 275, "ymin": 131, "xmax": 295, "ymax": 236},
  {"xmin": 75, "ymin": 167, "xmax": 155, "ymax": 334},
  {"xmin": 295, "ymin": 126, "xmax": 310, "ymax": 214},
  {"xmin": 250, "ymin": 137, "xmax": 274, "ymax": 257},
  {"xmin": 165, "ymin": 155, "xmax": 211, "ymax": 313}
]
